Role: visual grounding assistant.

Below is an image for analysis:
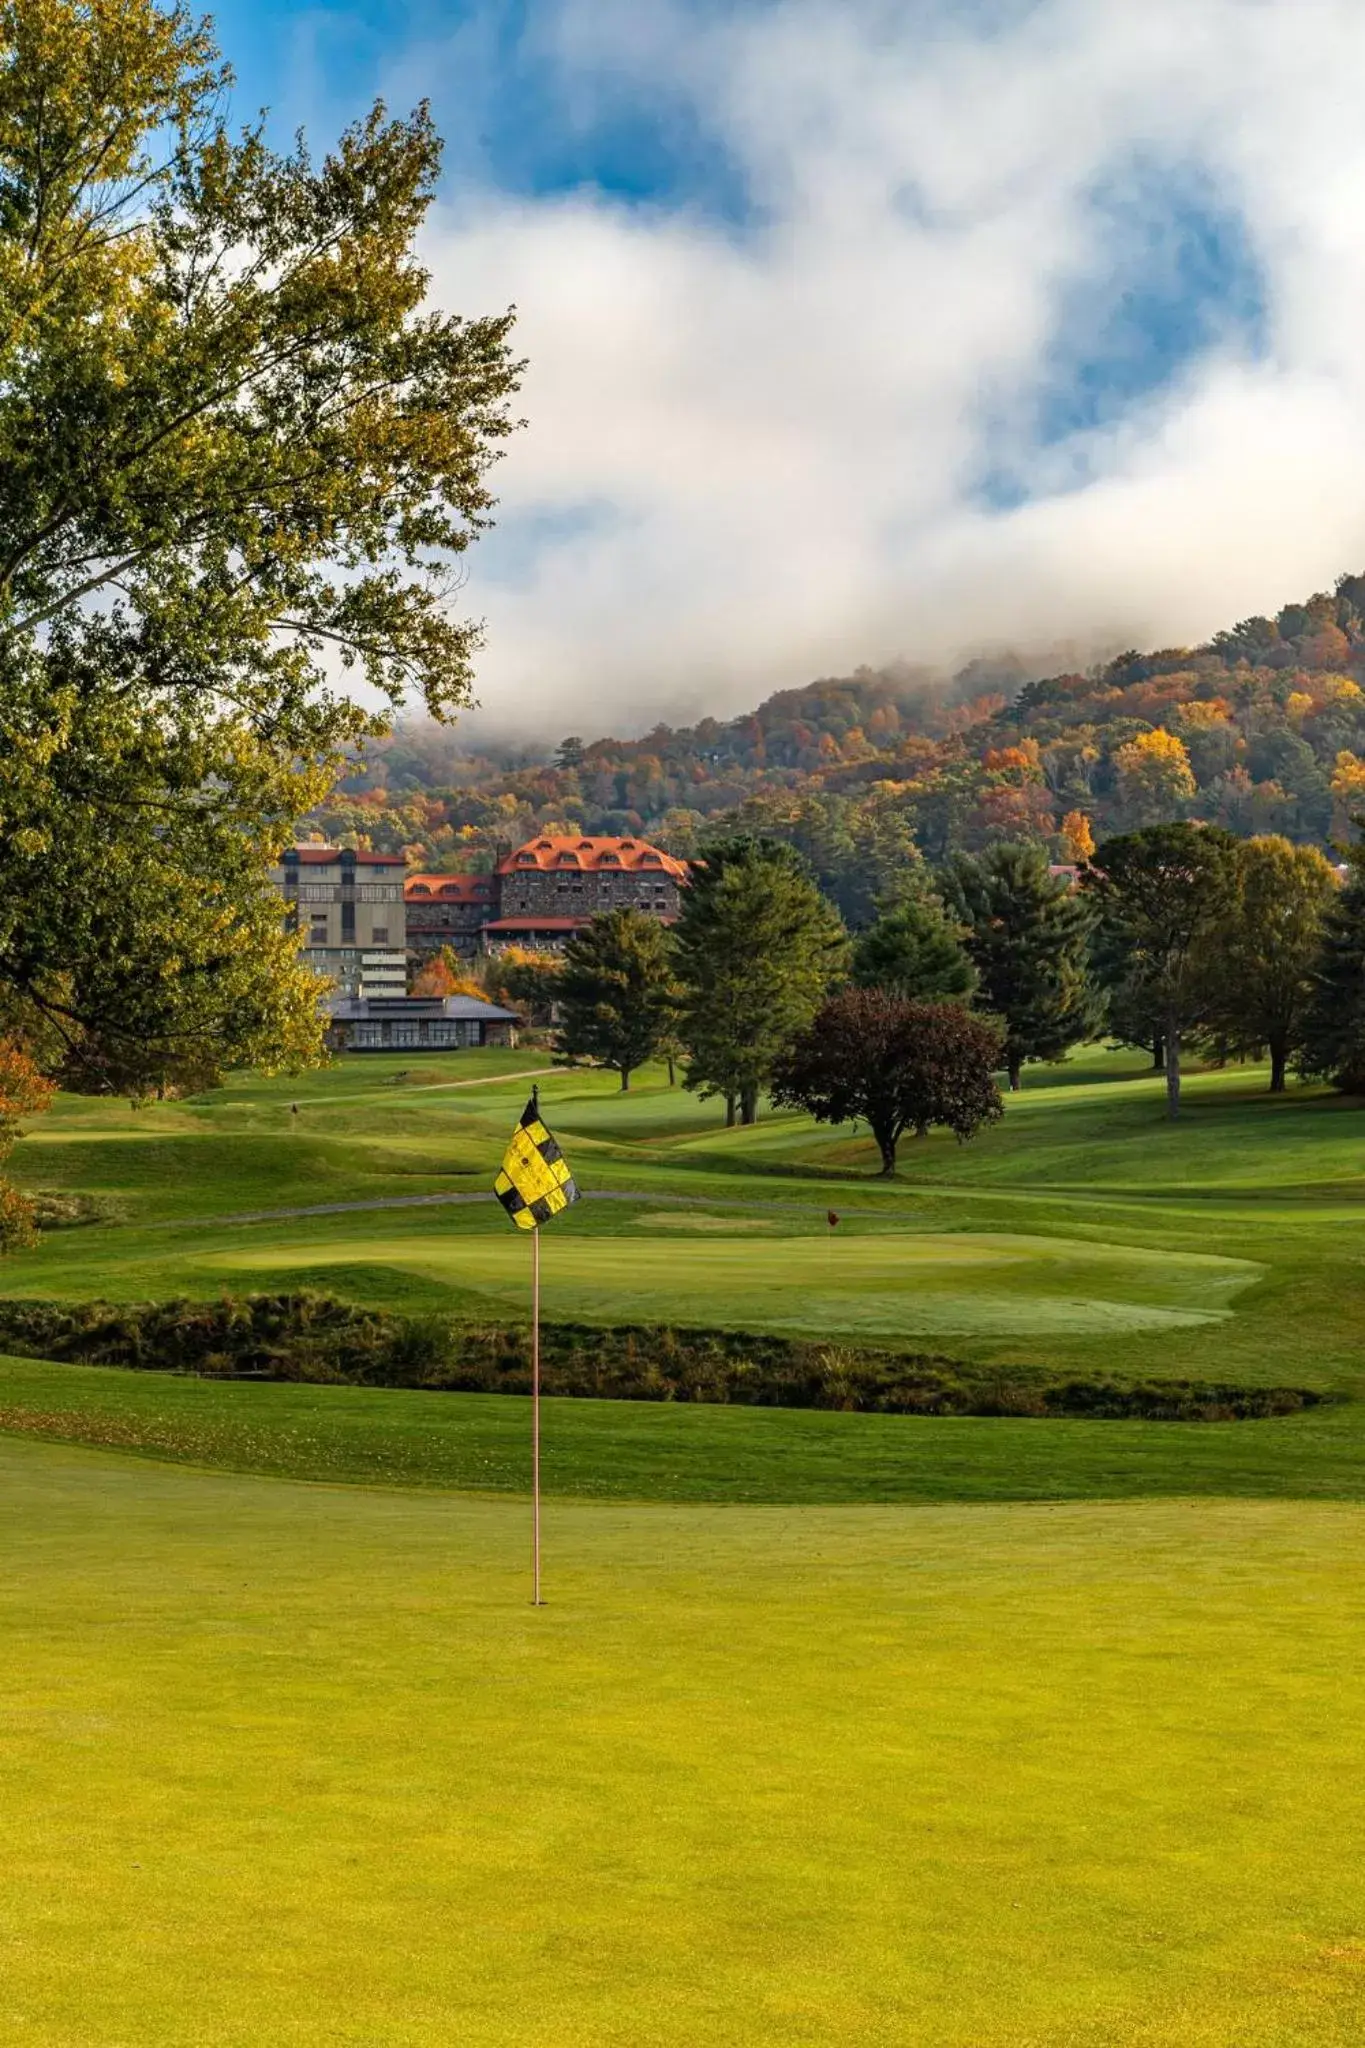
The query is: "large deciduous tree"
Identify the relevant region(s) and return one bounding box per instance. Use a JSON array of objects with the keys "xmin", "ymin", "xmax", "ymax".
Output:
[
  {"xmin": 1082, "ymin": 823, "xmax": 1241, "ymax": 1119},
  {"xmin": 943, "ymin": 843, "xmax": 1096, "ymax": 1091},
  {"xmin": 554, "ymin": 909, "xmax": 677, "ymax": 1091},
  {"xmin": 0, "ymin": 0, "xmax": 522, "ymax": 1093},
  {"xmin": 772, "ymin": 991, "xmax": 1003, "ymax": 1176},
  {"xmin": 673, "ymin": 836, "xmax": 847, "ymax": 1125},
  {"xmin": 1201, "ymin": 835, "xmax": 1338, "ymax": 1092}
]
